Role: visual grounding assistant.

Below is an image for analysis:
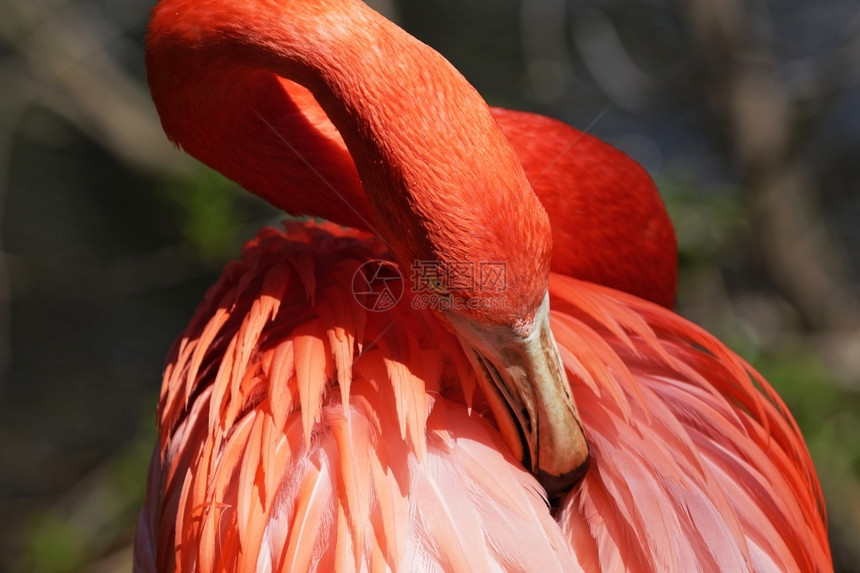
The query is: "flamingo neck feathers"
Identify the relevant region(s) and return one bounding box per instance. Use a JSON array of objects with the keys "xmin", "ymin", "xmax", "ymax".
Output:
[{"xmin": 146, "ymin": 0, "xmax": 553, "ymax": 325}]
